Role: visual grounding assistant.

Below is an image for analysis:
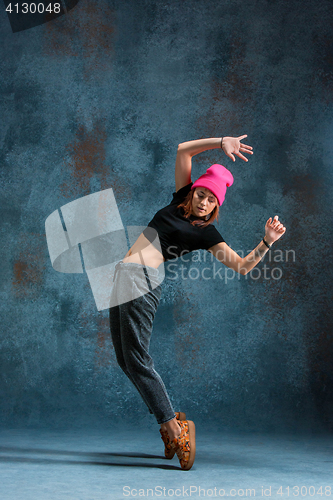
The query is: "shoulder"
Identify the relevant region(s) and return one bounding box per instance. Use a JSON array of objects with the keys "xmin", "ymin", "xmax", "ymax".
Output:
[
  {"xmin": 201, "ymin": 223, "xmax": 223, "ymax": 237},
  {"xmin": 200, "ymin": 223, "xmax": 225, "ymax": 249},
  {"xmin": 169, "ymin": 182, "xmax": 193, "ymax": 205}
]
